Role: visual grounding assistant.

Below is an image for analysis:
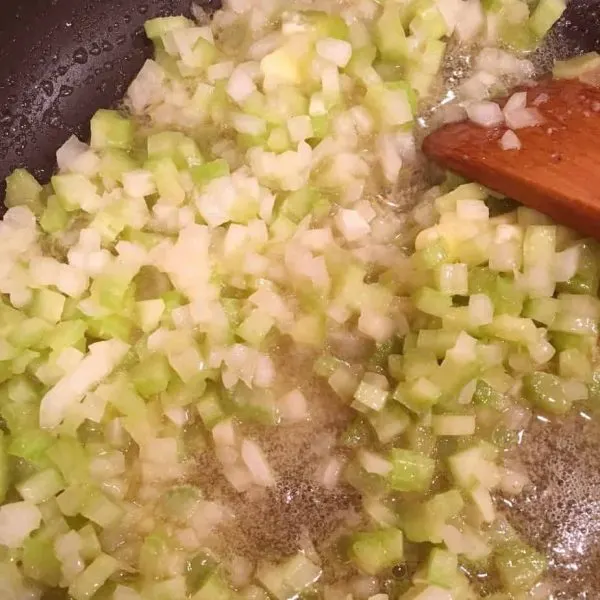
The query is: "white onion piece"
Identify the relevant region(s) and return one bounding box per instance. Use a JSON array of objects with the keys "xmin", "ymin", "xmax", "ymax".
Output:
[
  {"xmin": 466, "ymin": 101, "xmax": 504, "ymax": 127},
  {"xmin": 241, "ymin": 439, "xmax": 276, "ymax": 487},
  {"xmin": 350, "ymin": 576, "xmax": 379, "ymax": 599},
  {"xmin": 279, "ymin": 389, "xmax": 309, "ymax": 422},
  {"xmin": 499, "ymin": 129, "xmax": 522, "ymax": 150},
  {"xmin": 554, "ymin": 246, "xmax": 580, "ymax": 282},
  {"xmin": 335, "ymin": 209, "xmax": 371, "ymax": 242},
  {"xmin": 223, "ymin": 465, "xmax": 254, "ymax": 492},
  {"xmin": 504, "ymin": 107, "xmax": 543, "ymax": 130},
  {"xmin": 212, "ymin": 418, "xmax": 237, "ymax": 447},
  {"xmin": 0, "ymin": 502, "xmax": 42, "ymax": 548},
  {"xmin": 316, "ymin": 38, "xmax": 352, "ymax": 68},
  {"xmin": 438, "ymin": 103, "xmax": 467, "ymax": 125},
  {"xmin": 499, "ymin": 468, "xmax": 529, "ymax": 495},
  {"xmin": 228, "ymin": 555, "xmax": 255, "ymax": 587},
  {"xmin": 318, "ymin": 456, "xmax": 344, "ymax": 490},
  {"xmin": 455, "ymin": 0, "xmax": 484, "ymax": 41},
  {"xmin": 358, "ymin": 450, "xmax": 392, "ymax": 475},
  {"xmin": 503, "ymin": 91, "xmax": 527, "ymax": 113}
]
